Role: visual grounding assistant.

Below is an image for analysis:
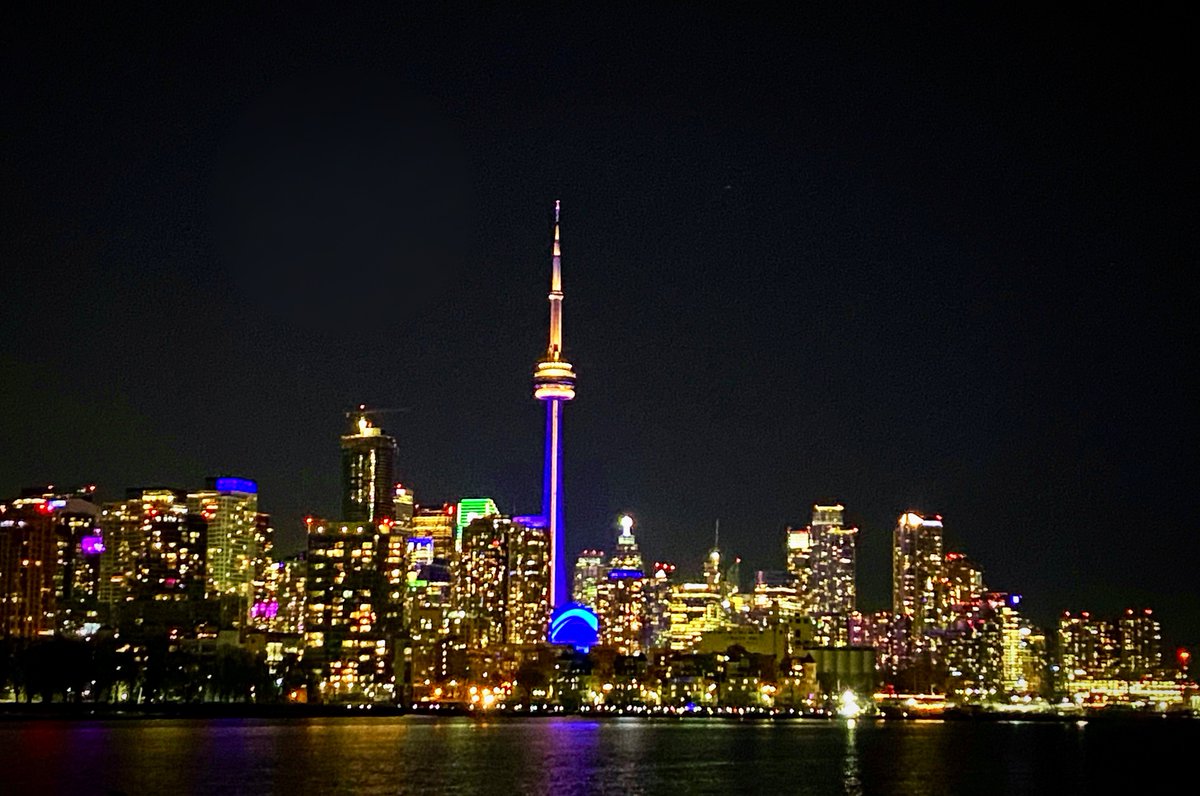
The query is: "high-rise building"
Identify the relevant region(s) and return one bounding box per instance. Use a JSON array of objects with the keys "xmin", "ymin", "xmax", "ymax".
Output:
[
  {"xmin": 188, "ymin": 477, "xmax": 259, "ymax": 624},
  {"xmin": 0, "ymin": 496, "xmax": 59, "ymax": 638},
  {"xmin": 413, "ymin": 504, "xmax": 456, "ymax": 558},
  {"xmin": 644, "ymin": 562, "xmax": 676, "ymax": 650},
  {"xmin": 809, "ymin": 504, "xmax": 856, "ymax": 616},
  {"xmin": 785, "ymin": 525, "xmax": 813, "ymax": 608},
  {"xmin": 393, "ymin": 484, "xmax": 415, "ymax": 530},
  {"xmin": 1057, "ymin": 611, "xmax": 1121, "ymax": 681},
  {"xmin": 596, "ymin": 516, "xmax": 647, "ymax": 655},
  {"xmin": 1118, "ymin": 608, "xmax": 1162, "ymax": 679},
  {"xmin": 456, "ymin": 497, "xmax": 500, "ymax": 555},
  {"xmin": 304, "ymin": 518, "xmax": 394, "ymax": 703},
  {"xmin": 340, "ymin": 409, "xmax": 396, "ymax": 523},
  {"xmin": 98, "ymin": 488, "xmax": 206, "ymax": 604},
  {"xmin": 572, "ymin": 549, "xmax": 606, "ymax": 611},
  {"xmin": 893, "ymin": 510, "xmax": 945, "ymax": 661},
  {"xmin": 457, "ymin": 515, "xmax": 550, "ymax": 650}
]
